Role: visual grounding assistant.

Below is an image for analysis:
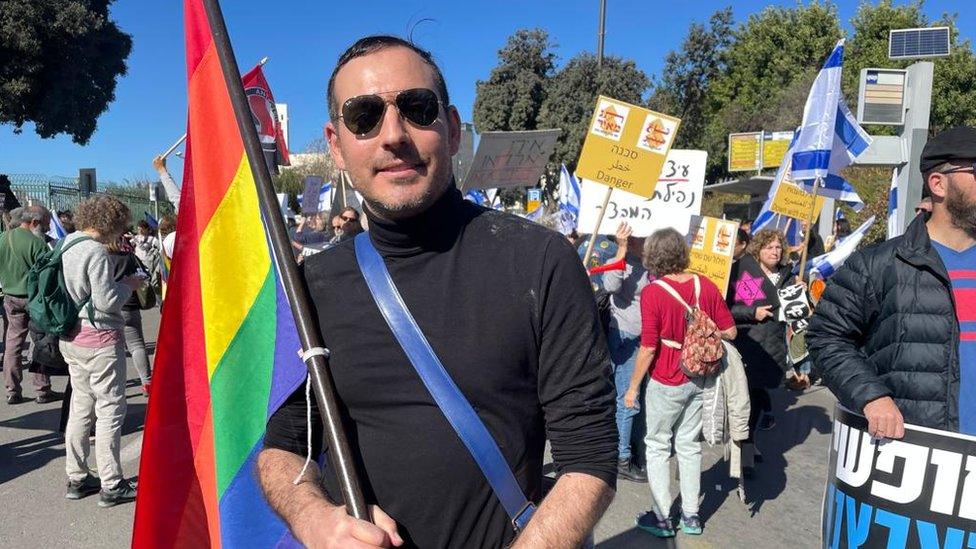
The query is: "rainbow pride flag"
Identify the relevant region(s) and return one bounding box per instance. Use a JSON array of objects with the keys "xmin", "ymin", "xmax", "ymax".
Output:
[{"xmin": 132, "ymin": 1, "xmax": 306, "ymax": 546}]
